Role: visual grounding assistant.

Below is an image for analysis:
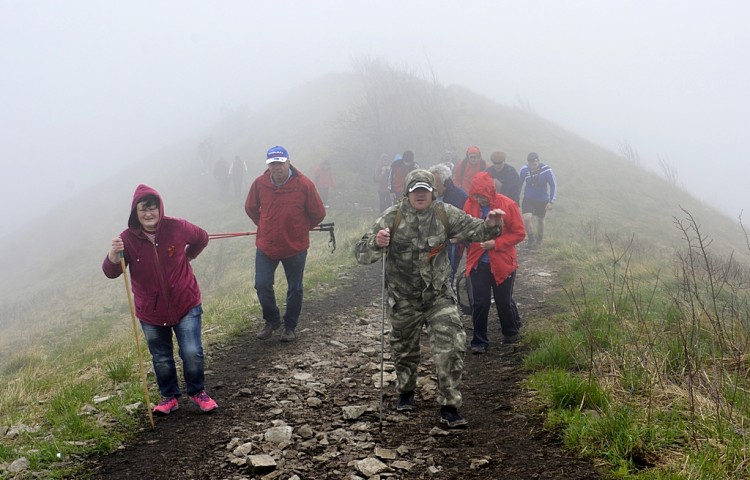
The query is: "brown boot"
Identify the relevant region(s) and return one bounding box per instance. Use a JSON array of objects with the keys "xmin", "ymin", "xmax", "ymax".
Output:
[
  {"xmin": 256, "ymin": 322, "xmax": 280, "ymax": 340},
  {"xmin": 279, "ymin": 327, "xmax": 296, "ymax": 342}
]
